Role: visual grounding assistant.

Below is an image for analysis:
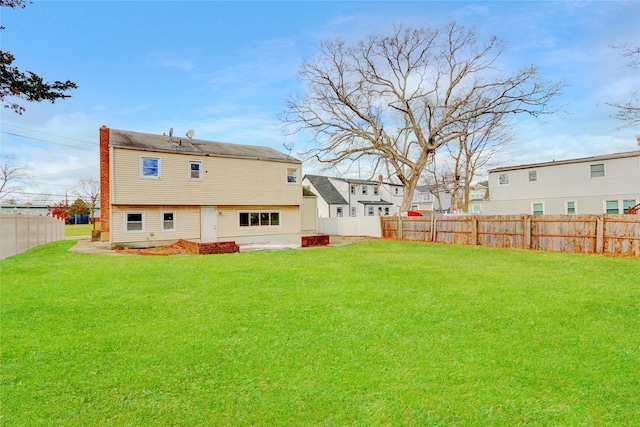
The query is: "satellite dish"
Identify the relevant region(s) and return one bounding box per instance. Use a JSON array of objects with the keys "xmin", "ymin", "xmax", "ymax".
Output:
[
  {"xmin": 282, "ymin": 141, "xmax": 294, "ymax": 158},
  {"xmin": 186, "ymin": 129, "xmax": 195, "ymax": 140}
]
